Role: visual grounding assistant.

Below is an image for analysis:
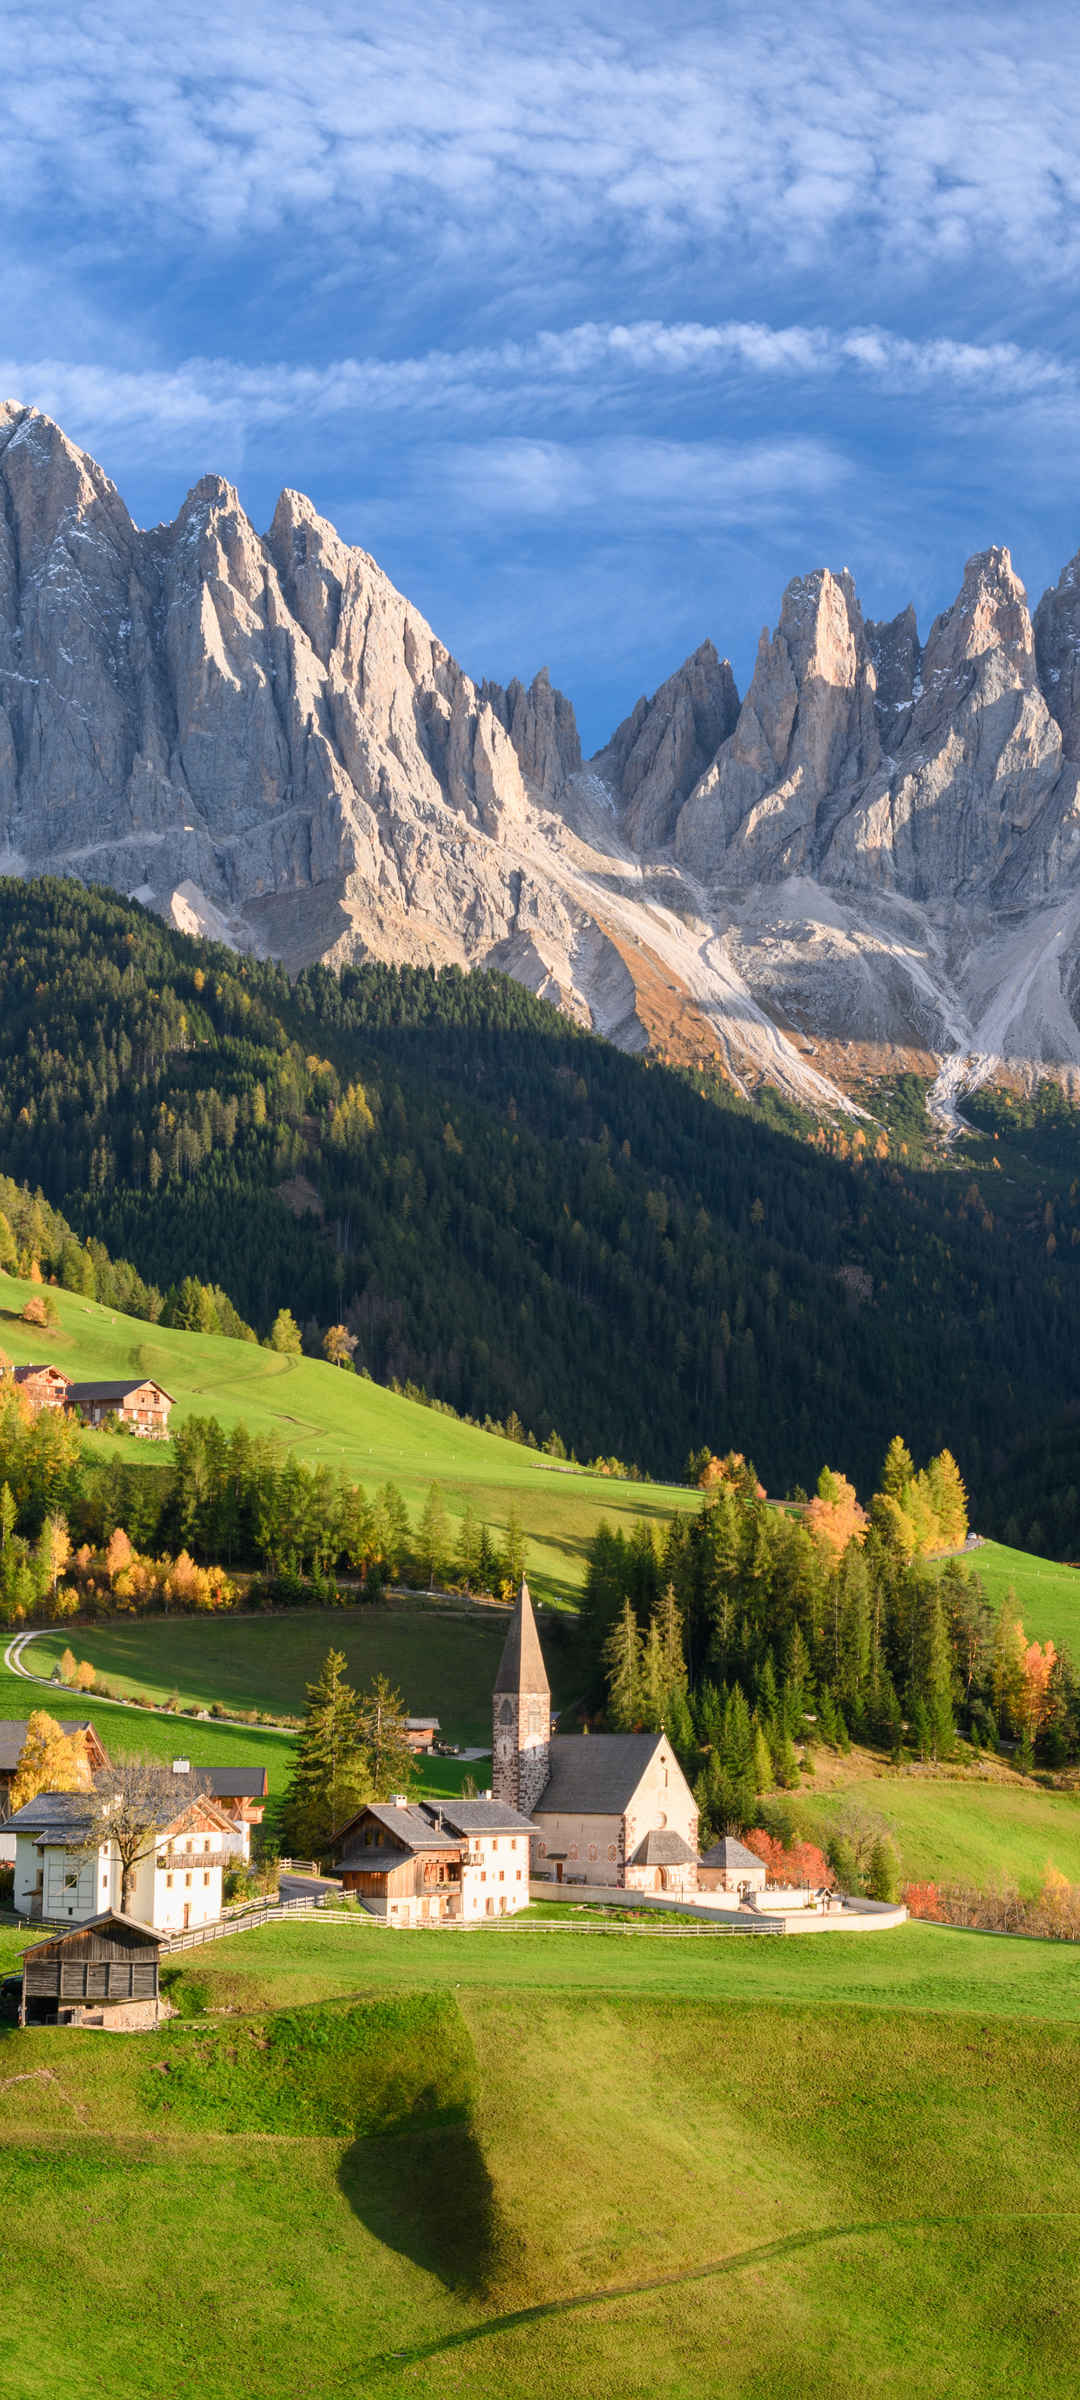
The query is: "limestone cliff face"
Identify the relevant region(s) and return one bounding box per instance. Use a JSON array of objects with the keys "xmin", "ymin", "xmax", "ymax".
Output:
[
  {"xmin": 9, "ymin": 398, "xmax": 1080, "ymax": 1110},
  {"xmin": 675, "ymin": 570, "xmax": 881, "ymax": 882}
]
